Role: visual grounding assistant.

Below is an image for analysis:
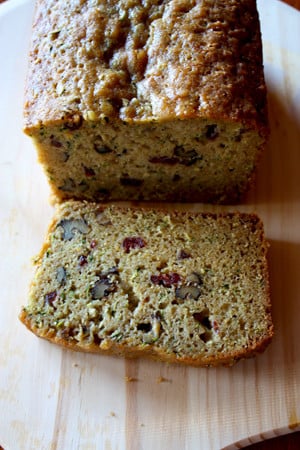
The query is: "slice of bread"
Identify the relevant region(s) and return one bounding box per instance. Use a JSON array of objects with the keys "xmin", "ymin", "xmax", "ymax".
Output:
[
  {"xmin": 20, "ymin": 202, "xmax": 273, "ymax": 366},
  {"xmin": 23, "ymin": 0, "xmax": 268, "ymax": 203}
]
